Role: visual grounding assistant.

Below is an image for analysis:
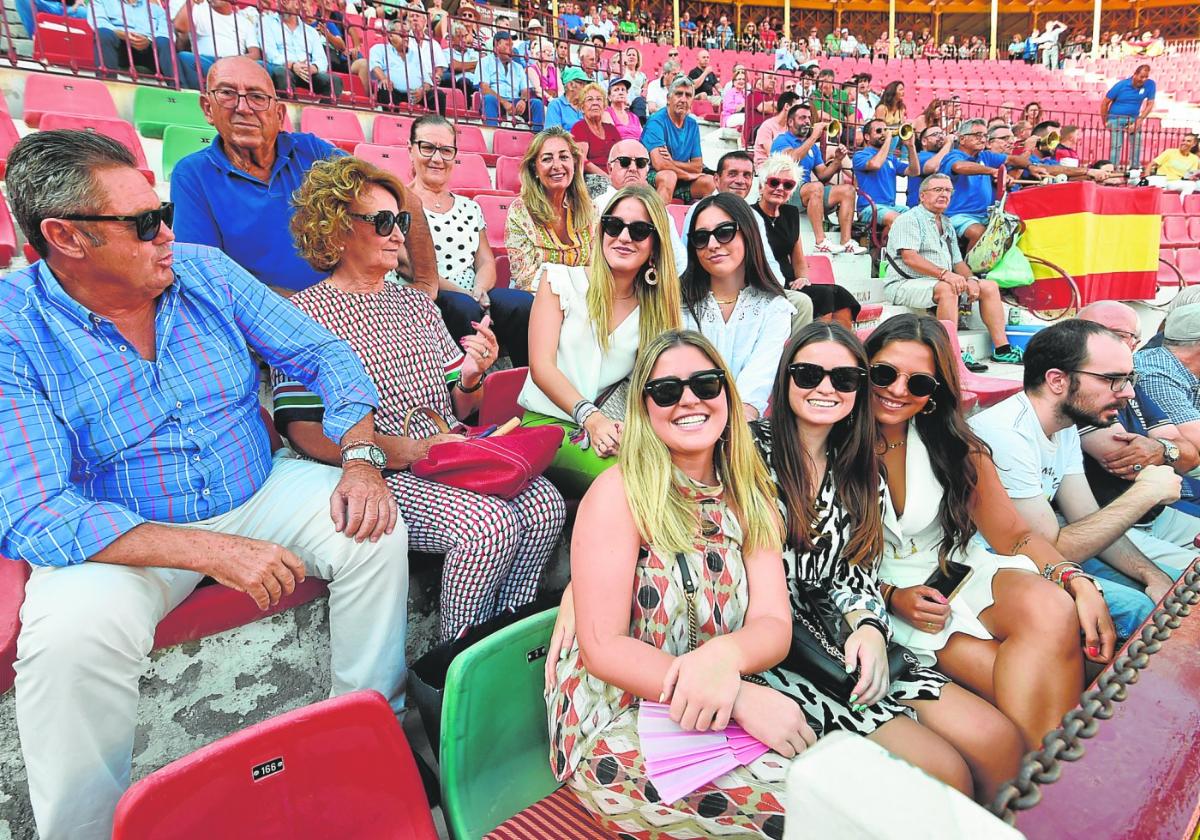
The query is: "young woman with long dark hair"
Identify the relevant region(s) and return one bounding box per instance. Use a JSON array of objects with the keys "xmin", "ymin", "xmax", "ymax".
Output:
[{"xmin": 864, "ymin": 314, "xmax": 1115, "ymax": 749}]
